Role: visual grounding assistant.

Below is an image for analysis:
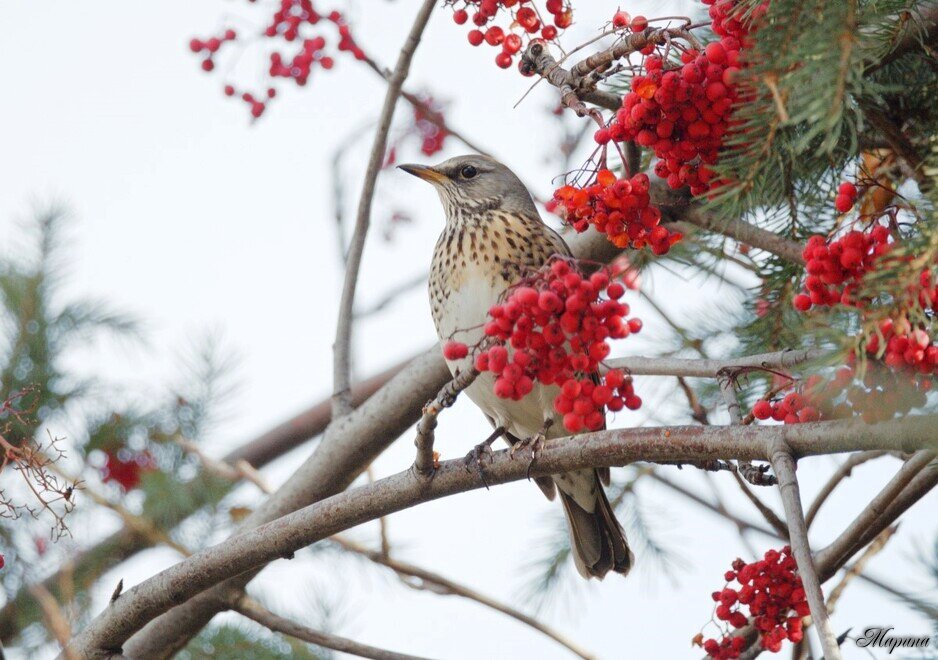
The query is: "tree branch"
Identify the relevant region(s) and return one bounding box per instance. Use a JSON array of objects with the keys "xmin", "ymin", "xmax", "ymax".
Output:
[
  {"xmin": 66, "ymin": 416, "xmax": 936, "ymax": 658},
  {"xmin": 332, "ymin": 0, "xmax": 436, "ymax": 417},
  {"xmin": 330, "ymin": 536, "xmax": 595, "ymax": 660},
  {"xmin": 815, "ymin": 450, "xmax": 936, "ymax": 576},
  {"xmin": 232, "ymin": 595, "xmax": 430, "ymax": 660},
  {"xmin": 604, "ymin": 348, "xmax": 824, "ymax": 378},
  {"xmin": 767, "ymin": 442, "xmax": 840, "ymax": 659}
]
